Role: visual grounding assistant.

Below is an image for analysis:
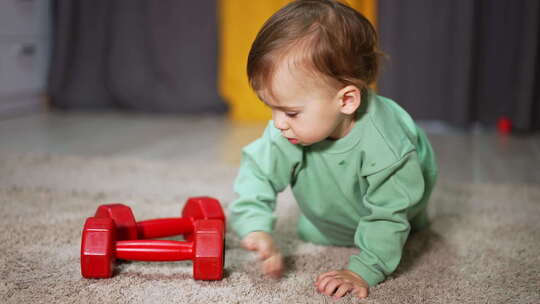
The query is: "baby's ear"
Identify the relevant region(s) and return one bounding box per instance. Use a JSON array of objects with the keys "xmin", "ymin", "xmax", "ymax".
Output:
[{"xmin": 338, "ymin": 85, "xmax": 361, "ymax": 115}]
